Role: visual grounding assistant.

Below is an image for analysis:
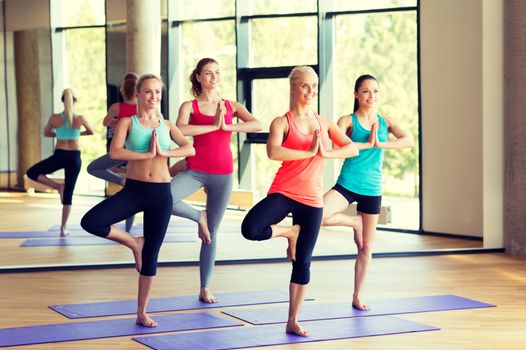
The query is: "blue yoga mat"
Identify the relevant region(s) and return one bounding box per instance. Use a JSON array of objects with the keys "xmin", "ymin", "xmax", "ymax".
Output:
[
  {"xmin": 21, "ymin": 234, "xmax": 196, "ymax": 247},
  {"xmin": 134, "ymin": 315, "xmax": 439, "ymax": 350},
  {"xmin": 50, "ymin": 290, "xmax": 309, "ymax": 319},
  {"xmin": 222, "ymin": 294, "xmax": 495, "ymax": 325},
  {"xmin": 0, "ymin": 230, "xmax": 75, "ymax": 238},
  {"xmin": 48, "ymin": 223, "xmax": 126, "ymax": 232},
  {"xmin": 0, "ymin": 312, "xmax": 242, "ymax": 348}
]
